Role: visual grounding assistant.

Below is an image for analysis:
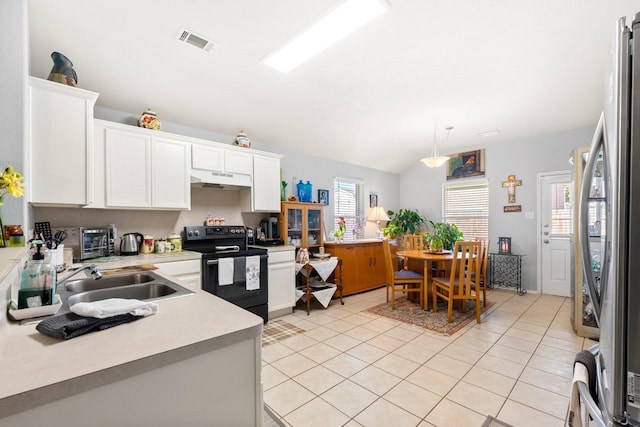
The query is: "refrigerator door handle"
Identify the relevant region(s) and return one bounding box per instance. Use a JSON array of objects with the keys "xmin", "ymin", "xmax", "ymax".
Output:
[{"xmin": 579, "ymin": 113, "xmax": 605, "ymax": 324}]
